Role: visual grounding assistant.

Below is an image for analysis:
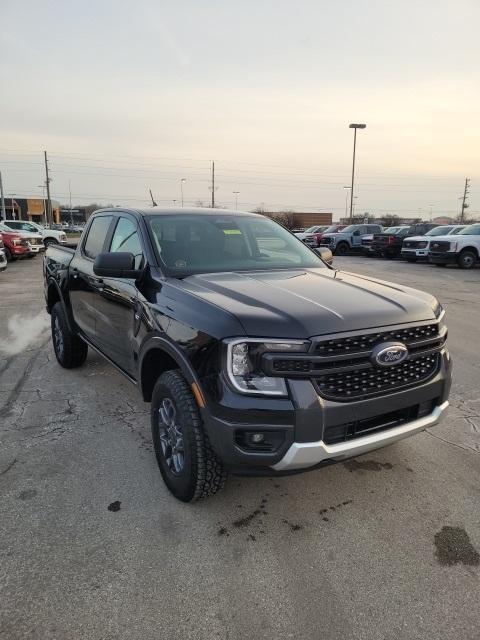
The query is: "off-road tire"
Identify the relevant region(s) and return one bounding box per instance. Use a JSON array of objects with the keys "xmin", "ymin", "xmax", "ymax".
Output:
[
  {"xmin": 51, "ymin": 301, "xmax": 88, "ymax": 368},
  {"xmin": 151, "ymin": 370, "xmax": 227, "ymax": 502},
  {"xmin": 457, "ymin": 249, "xmax": 477, "ymax": 270},
  {"xmin": 335, "ymin": 242, "xmax": 349, "ymax": 256}
]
